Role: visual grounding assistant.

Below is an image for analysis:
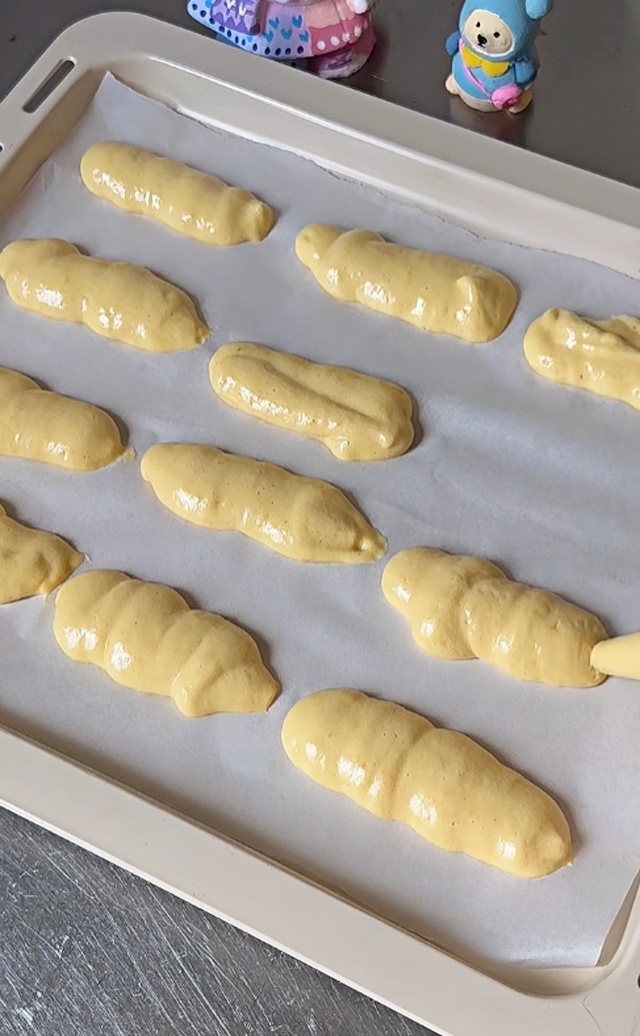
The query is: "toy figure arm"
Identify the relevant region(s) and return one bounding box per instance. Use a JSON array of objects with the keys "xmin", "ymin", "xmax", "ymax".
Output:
[
  {"xmin": 445, "ymin": 31, "xmax": 461, "ymax": 56},
  {"xmin": 514, "ymin": 57, "xmax": 537, "ymax": 86}
]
